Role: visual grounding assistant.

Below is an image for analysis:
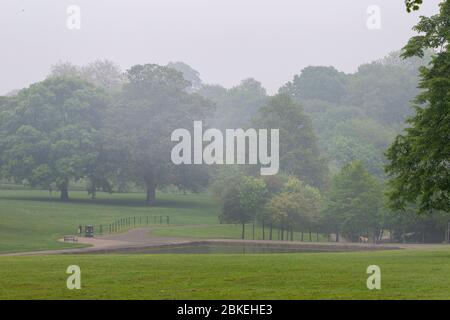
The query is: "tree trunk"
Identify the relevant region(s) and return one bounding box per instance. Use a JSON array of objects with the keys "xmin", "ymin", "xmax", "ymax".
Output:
[
  {"xmin": 242, "ymin": 223, "xmax": 245, "ymax": 239},
  {"xmin": 146, "ymin": 181, "xmax": 156, "ymax": 206},
  {"xmin": 309, "ymin": 229, "xmax": 312, "ymax": 242},
  {"xmin": 60, "ymin": 180, "xmax": 69, "ymax": 201},
  {"xmin": 252, "ymin": 222, "xmax": 255, "ymax": 240},
  {"xmin": 269, "ymin": 221, "xmax": 273, "ymax": 240},
  {"xmin": 262, "ymin": 219, "xmax": 265, "ymax": 240}
]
